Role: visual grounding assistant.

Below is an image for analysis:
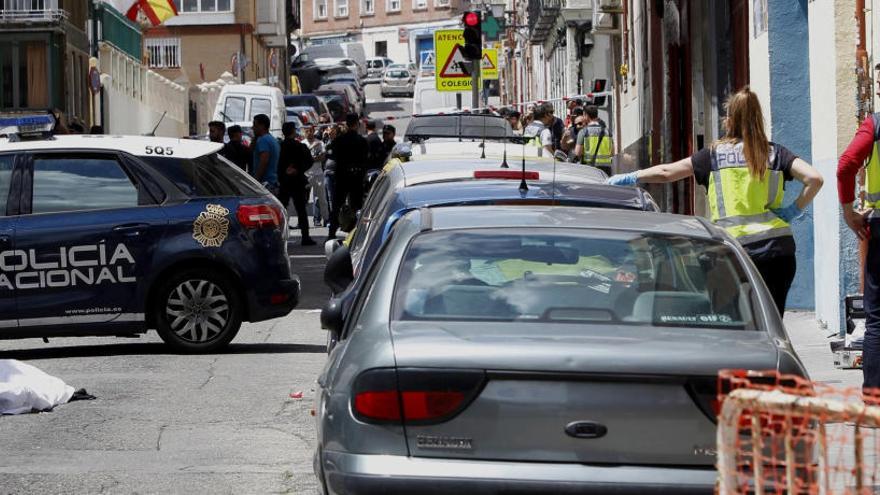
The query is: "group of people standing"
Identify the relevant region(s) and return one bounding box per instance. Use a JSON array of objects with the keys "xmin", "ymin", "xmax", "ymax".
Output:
[
  {"xmin": 499, "ymin": 101, "xmax": 614, "ymax": 172},
  {"xmin": 207, "ymin": 112, "xmax": 397, "ymax": 244}
]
